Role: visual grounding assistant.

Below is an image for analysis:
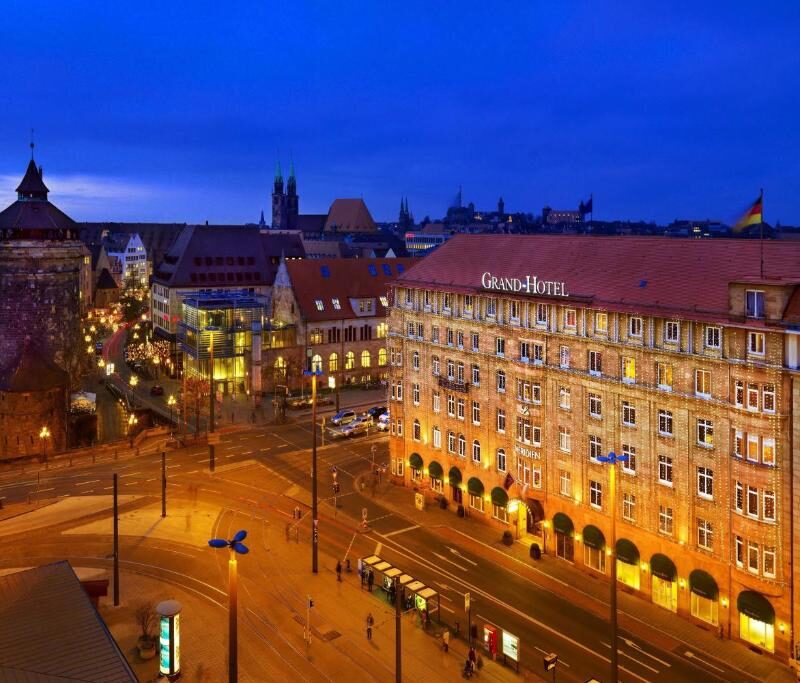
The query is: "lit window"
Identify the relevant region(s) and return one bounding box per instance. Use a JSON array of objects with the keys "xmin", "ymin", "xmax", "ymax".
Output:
[
  {"xmin": 657, "ymin": 362, "xmax": 673, "ymax": 390},
  {"xmin": 361, "ymin": 350, "xmax": 371, "ymax": 368},
  {"xmin": 697, "ymin": 419, "xmax": 714, "ymax": 447},
  {"xmin": 697, "ymin": 519, "xmax": 713, "ymax": 550},
  {"xmin": 594, "ymin": 312, "xmax": 608, "ymax": 333},
  {"xmin": 379, "ymin": 296, "xmax": 388, "ymax": 307},
  {"xmin": 762, "ymin": 438, "xmax": 775, "ymax": 466},
  {"xmin": 622, "ymin": 357, "xmax": 636, "ymax": 383},
  {"xmin": 564, "ymin": 308, "xmax": 577, "ymax": 328},
  {"xmin": 315, "ymin": 299, "xmax": 324, "ymax": 311},
  {"xmin": 705, "ymin": 326, "xmax": 721, "ymax": 349},
  {"xmin": 621, "ymin": 401, "xmax": 636, "ymax": 426},
  {"xmin": 378, "ymin": 348, "xmax": 387, "ymax": 366},
  {"xmin": 748, "ymin": 332, "xmax": 765, "ymax": 355},
  {"xmin": 697, "ymin": 467, "xmax": 714, "ymax": 499},
  {"xmin": 658, "ymin": 505, "xmax": 673, "ymax": 535},
  {"xmin": 590, "ymin": 480, "xmax": 602, "ymax": 509},
  {"xmin": 658, "ymin": 455, "xmax": 673, "ymax": 486}
]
